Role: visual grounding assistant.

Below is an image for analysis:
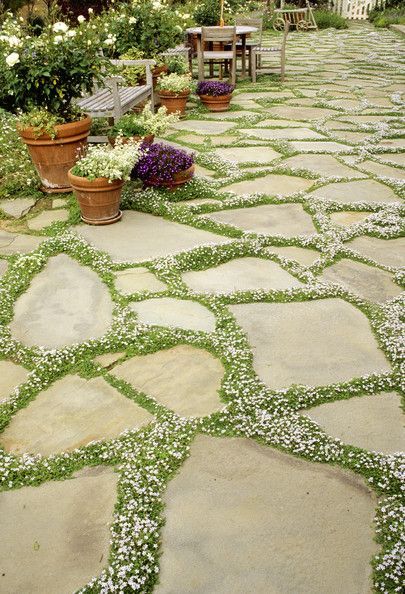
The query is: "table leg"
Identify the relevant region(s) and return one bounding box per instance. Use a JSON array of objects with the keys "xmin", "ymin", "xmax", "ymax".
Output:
[{"xmin": 241, "ymin": 35, "xmax": 246, "ymax": 78}]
